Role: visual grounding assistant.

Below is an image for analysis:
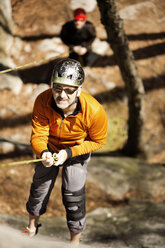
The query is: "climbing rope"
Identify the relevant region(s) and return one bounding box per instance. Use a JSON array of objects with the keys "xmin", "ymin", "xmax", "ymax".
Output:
[
  {"xmin": 0, "ymin": 153, "xmax": 58, "ymax": 168},
  {"xmin": 0, "ymin": 53, "xmax": 67, "ymax": 74}
]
